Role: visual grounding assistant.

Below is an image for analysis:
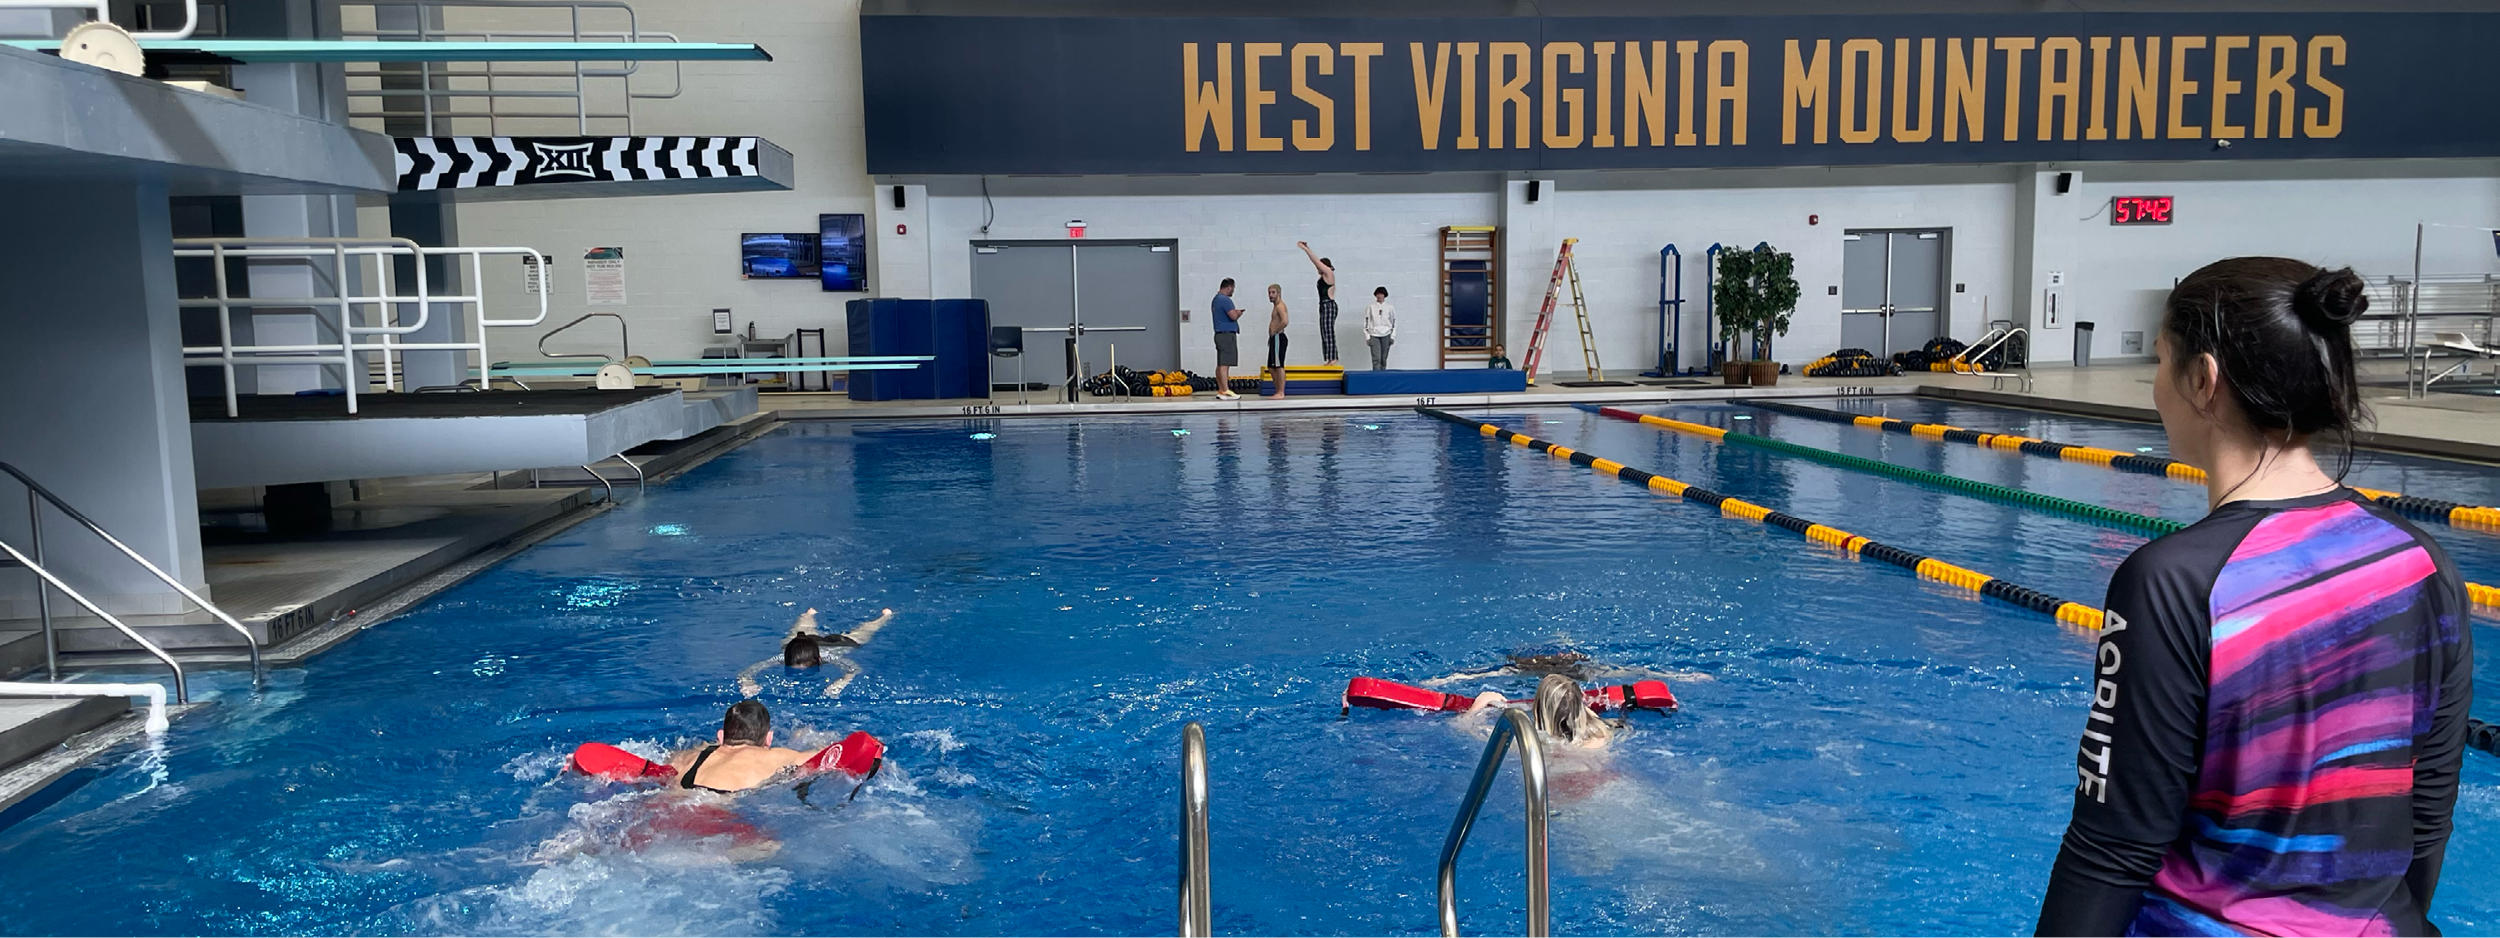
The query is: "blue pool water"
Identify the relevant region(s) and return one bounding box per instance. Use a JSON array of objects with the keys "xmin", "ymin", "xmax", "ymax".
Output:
[{"xmin": 0, "ymin": 402, "xmax": 2492, "ymax": 936}]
